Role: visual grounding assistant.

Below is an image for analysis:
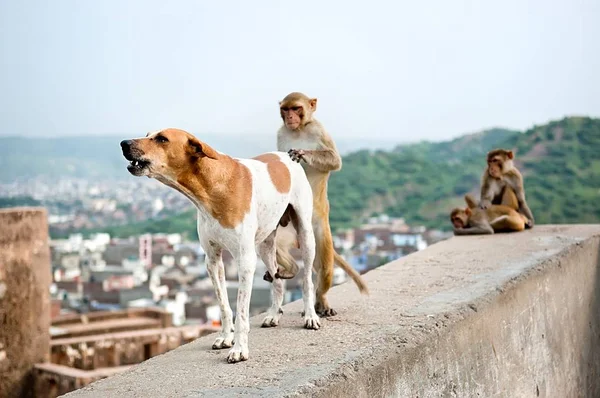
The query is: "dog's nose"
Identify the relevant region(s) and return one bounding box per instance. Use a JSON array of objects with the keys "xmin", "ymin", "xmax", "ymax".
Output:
[{"xmin": 120, "ymin": 140, "xmax": 132, "ymax": 151}]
